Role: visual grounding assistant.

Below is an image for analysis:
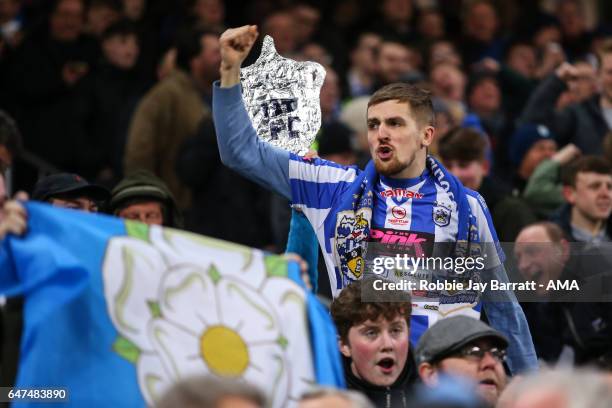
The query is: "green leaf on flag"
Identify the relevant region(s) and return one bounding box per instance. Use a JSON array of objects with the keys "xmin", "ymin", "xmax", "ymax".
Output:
[
  {"xmin": 208, "ymin": 265, "xmax": 221, "ymax": 284},
  {"xmin": 277, "ymin": 335, "xmax": 289, "ymax": 350},
  {"xmin": 112, "ymin": 336, "xmax": 141, "ymax": 363},
  {"xmin": 265, "ymin": 256, "xmax": 288, "ymax": 278},
  {"xmin": 125, "ymin": 221, "xmax": 149, "ymax": 241},
  {"xmin": 147, "ymin": 300, "xmax": 162, "ymax": 318}
]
